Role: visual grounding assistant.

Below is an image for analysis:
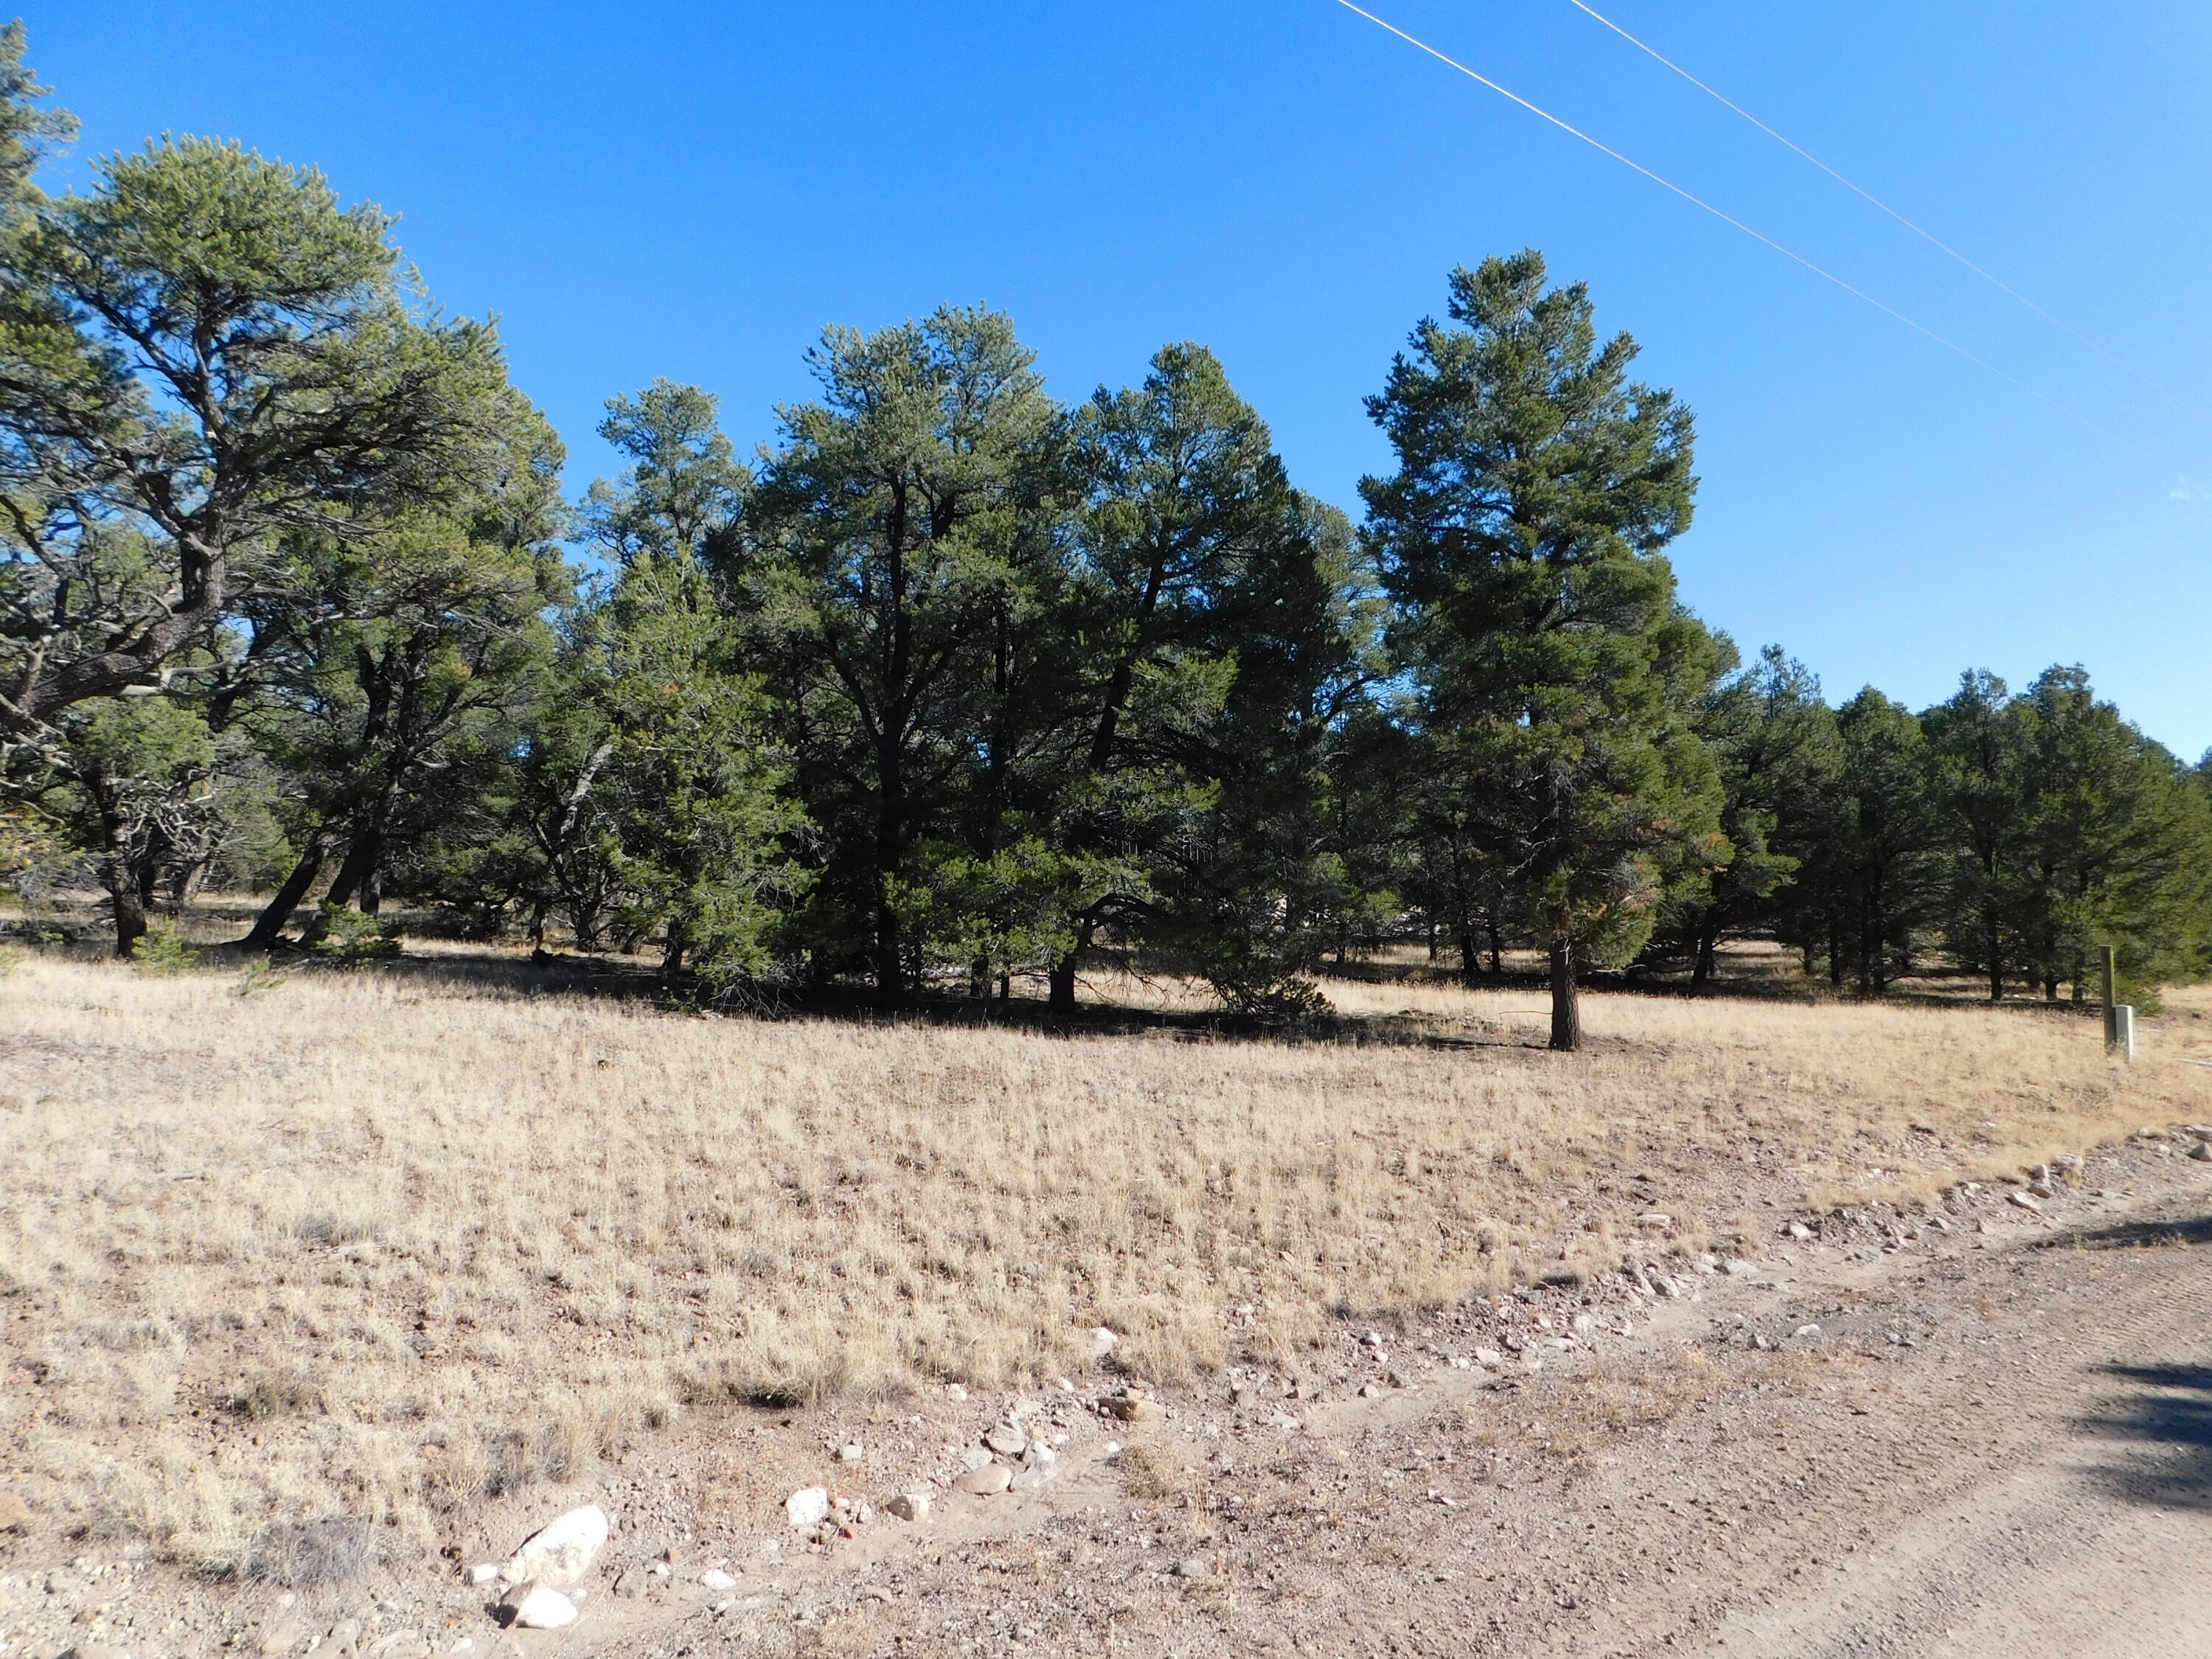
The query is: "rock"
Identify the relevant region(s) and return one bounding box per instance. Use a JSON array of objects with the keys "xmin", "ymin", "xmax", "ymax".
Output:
[
  {"xmin": 1723, "ymin": 1259, "xmax": 1756, "ymax": 1276},
  {"xmin": 835, "ymin": 1441, "xmax": 864, "ymax": 1462},
  {"xmin": 612, "ymin": 1569, "xmax": 644, "ymax": 1599},
  {"xmin": 1088, "ymin": 1326, "xmax": 1120, "ymax": 1361},
  {"xmin": 1102, "ymin": 1394, "xmax": 1165, "ymax": 1423},
  {"xmin": 1795, "ymin": 1324, "xmax": 1822, "ymax": 1339},
  {"xmin": 2008, "ymin": 1191, "xmax": 2042, "ymax": 1213},
  {"xmin": 502, "ymin": 1503, "xmax": 609, "ymax": 1590},
  {"xmin": 984, "ymin": 1424, "xmax": 1027, "ymax": 1457},
  {"xmin": 369, "ymin": 1635, "xmax": 428, "ymax": 1659},
  {"xmin": 2190, "ymin": 1139, "xmax": 2212, "ymax": 1162},
  {"xmin": 700, "ymin": 1569, "xmax": 737, "ymax": 1591},
  {"xmin": 887, "ymin": 1492, "xmax": 931, "ymax": 1522},
  {"xmin": 1009, "ymin": 1461, "xmax": 1058, "ymax": 1491},
  {"xmin": 785, "ymin": 1486, "xmax": 831, "ymax": 1528},
  {"xmin": 466, "ymin": 1563, "xmax": 501, "ymax": 1587},
  {"xmin": 961, "ymin": 1447, "xmax": 993, "ymax": 1471},
  {"xmin": 1358, "ymin": 1382, "xmax": 1381, "ymax": 1399},
  {"xmin": 259, "ymin": 1616, "xmax": 310, "ymax": 1657},
  {"xmin": 957, "ymin": 1463, "xmax": 1012, "ymax": 1495},
  {"xmin": 1638, "ymin": 1212, "xmax": 1672, "ymax": 1228},
  {"xmin": 945, "ymin": 1382, "xmax": 968, "ymax": 1399},
  {"xmin": 1170, "ymin": 1557, "xmax": 1209, "ymax": 1579},
  {"xmin": 503, "ymin": 1584, "xmax": 578, "ymax": 1631},
  {"xmin": 1473, "ymin": 1347, "xmax": 1505, "ymax": 1368},
  {"xmin": 0, "ymin": 1492, "xmax": 27, "ymax": 1531},
  {"xmin": 1787, "ymin": 1222, "xmax": 1814, "ymax": 1242}
]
